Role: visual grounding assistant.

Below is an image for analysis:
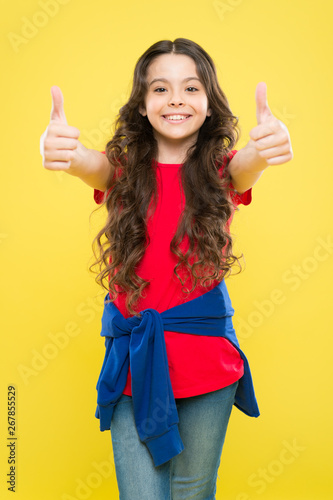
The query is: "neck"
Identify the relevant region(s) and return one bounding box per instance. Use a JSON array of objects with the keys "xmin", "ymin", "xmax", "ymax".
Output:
[
  {"xmin": 156, "ymin": 154, "xmax": 183, "ymax": 164},
  {"xmin": 154, "ymin": 132, "xmax": 198, "ymax": 164},
  {"xmin": 156, "ymin": 144, "xmax": 186, "ymax": 164}
]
